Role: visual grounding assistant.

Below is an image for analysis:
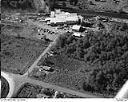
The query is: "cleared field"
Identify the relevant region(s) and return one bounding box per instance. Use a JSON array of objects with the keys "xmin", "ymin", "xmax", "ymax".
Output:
[
  {"xmin": 34, "ymin": 55, "xmax": 90, "ymax": 92},
  {"xmin": 1, "ymin": 24, "xmax": 39, "ymax": 40},
  {"xmin": 1, "ymin": 34, "xmax": 49, "ymax": 75}
]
